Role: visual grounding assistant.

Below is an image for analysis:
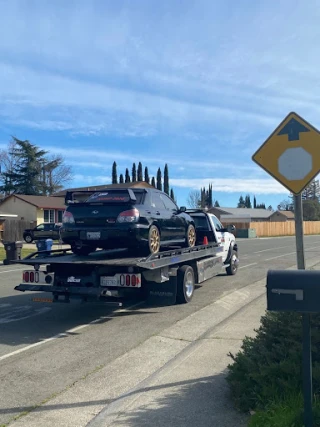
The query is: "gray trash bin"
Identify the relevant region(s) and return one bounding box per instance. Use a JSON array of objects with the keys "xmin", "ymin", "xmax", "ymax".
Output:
[
  {"xmin": 3, "ymin": 241, "xmax": 23, "ymax": 265},
  {"xmin": 36, "ymin": 240, "xmax": 47, "ymax": 251}
]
